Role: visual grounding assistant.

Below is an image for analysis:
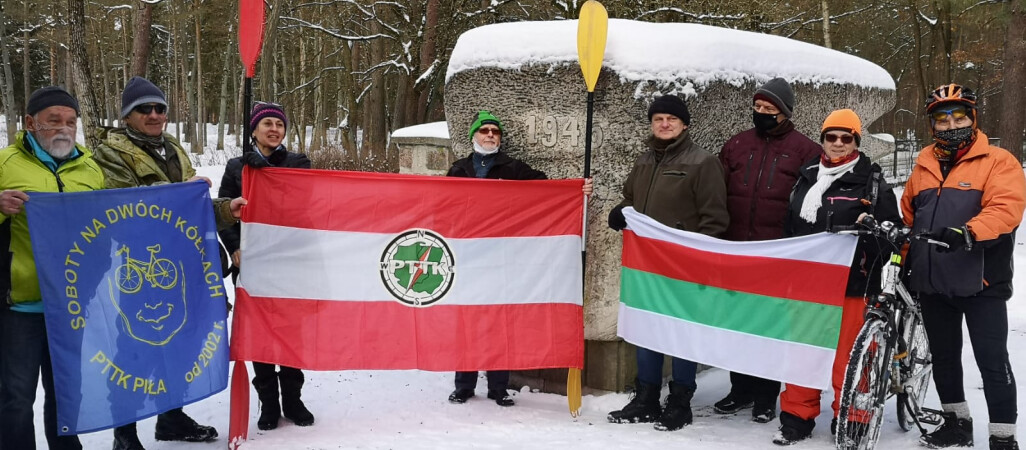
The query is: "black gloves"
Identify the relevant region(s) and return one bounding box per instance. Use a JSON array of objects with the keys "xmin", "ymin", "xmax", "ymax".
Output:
[
  {"xmin": 930, "ymin": 225, "xmax": 973, "ymax": 252},
  {"xmin": 608, "ymin": 205, "xmax": 627, "ymax": 231},
  {"xmin": 242, "ymin": 150, "xmax": 271, "ymax": 168}
]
